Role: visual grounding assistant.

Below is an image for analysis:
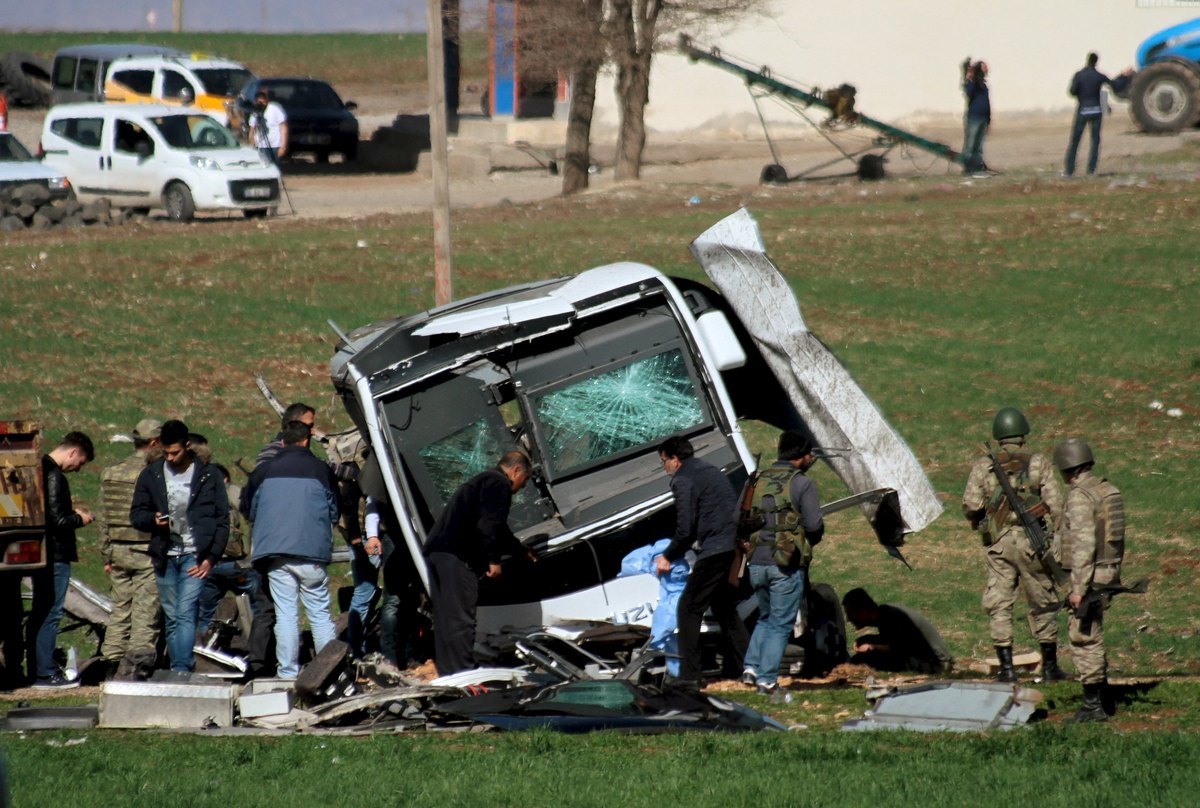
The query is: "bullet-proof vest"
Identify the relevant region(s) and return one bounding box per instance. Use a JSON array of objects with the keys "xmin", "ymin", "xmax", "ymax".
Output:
[
  {"xmin": 746, "ymin": 466, "xmax": 812, "ymax": 567},
  {"xmin": 1079, "ymin": 475, "xmax": 1125, "ymax": 570},
  {"xmin": 984, "ymin": 450, "xmax": 1044, "ymax": 541}
]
